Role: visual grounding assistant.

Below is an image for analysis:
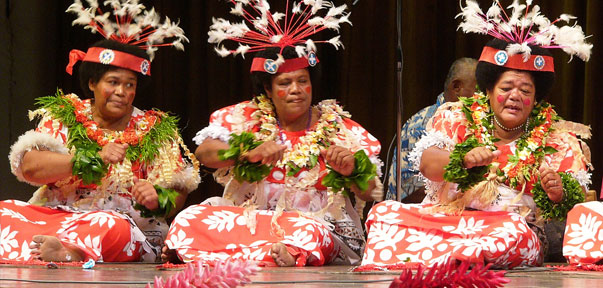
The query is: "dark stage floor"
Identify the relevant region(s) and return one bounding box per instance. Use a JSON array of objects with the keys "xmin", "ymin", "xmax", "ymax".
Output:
[{"xmin": 1, "ymin": 262, "xmax": 603, "ymax": 287}]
